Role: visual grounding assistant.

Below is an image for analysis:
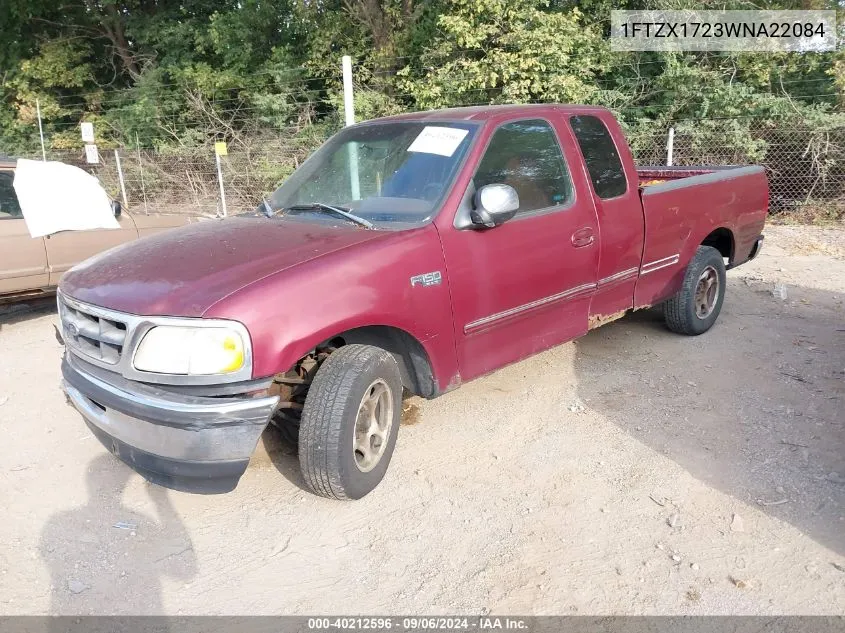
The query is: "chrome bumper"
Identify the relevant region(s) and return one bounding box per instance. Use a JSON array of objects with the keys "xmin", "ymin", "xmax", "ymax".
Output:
[{"xmin": 62, "ymin": 352, "xmax": 278, "ymax": 493}]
